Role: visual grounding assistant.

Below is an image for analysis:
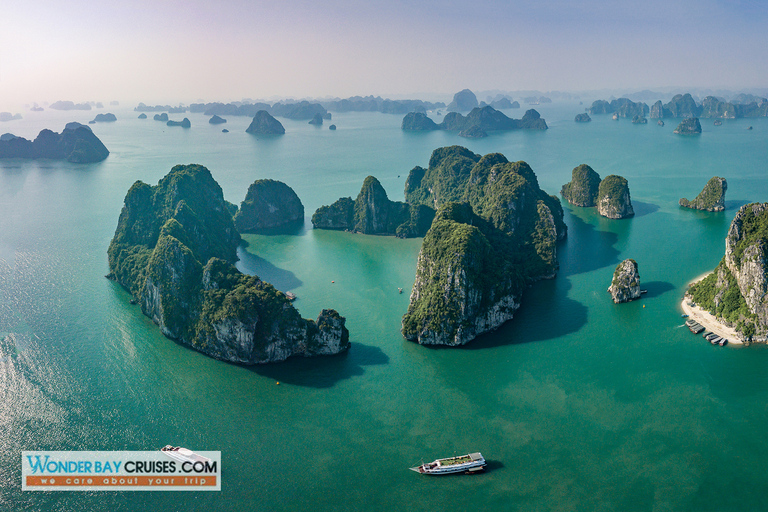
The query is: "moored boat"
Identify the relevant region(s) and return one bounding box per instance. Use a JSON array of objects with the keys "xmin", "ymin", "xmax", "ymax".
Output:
[
  {"xmin": 160, "ymin": 445, "xmax": 212, "ymax": 465},
  {"xmin": 410, "ymin": 452, "xmax": 486, "ymax": 475}
]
